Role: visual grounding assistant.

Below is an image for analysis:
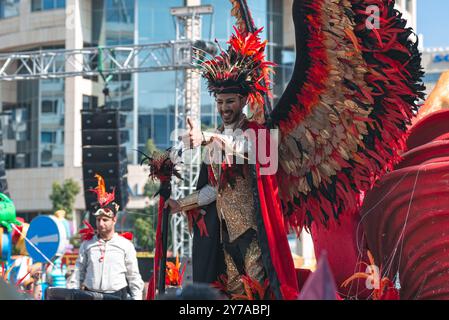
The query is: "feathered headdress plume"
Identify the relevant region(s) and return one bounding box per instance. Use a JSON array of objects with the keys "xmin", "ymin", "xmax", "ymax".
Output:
[
  {"xmin": 139, "ymin": 148, "xmax": 183, "ymax": 199},
  {"xmin": 89, "ymin": 174, "xmax": 116, "ymax": 208},
  {"xmin": 194, "ymin": 27, "xmax": 275, "ymax": 122}
]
